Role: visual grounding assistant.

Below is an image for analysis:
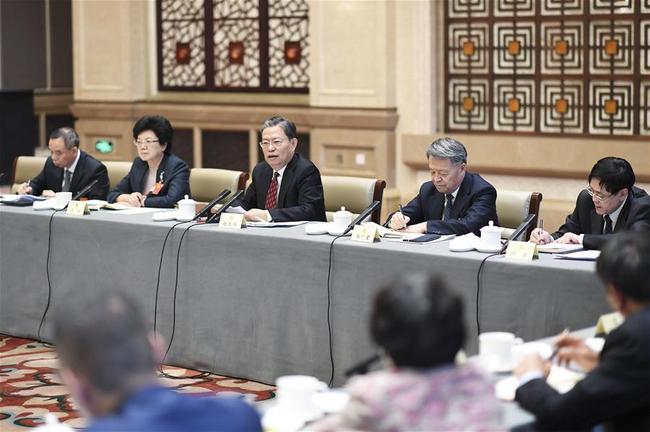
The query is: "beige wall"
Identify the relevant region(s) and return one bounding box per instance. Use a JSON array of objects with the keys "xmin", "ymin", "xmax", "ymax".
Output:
[{"xmin": 70, "ymin": 0, "xmax": 649, "ymax": 226}]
